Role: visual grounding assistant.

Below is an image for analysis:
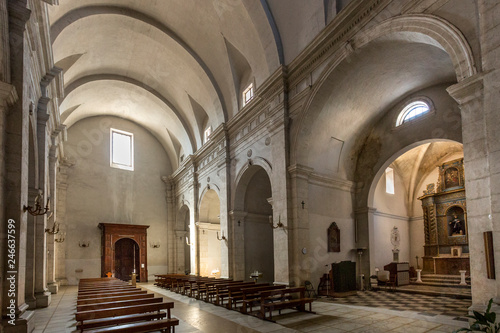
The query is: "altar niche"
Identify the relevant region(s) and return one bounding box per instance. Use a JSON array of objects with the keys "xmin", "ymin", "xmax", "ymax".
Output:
[
  {"xmin": 419, "ymin": 158, "xmax": 469, "ymax": 275},
  {"xmin": 99, "ymin": 223, "xmax": 149, "ymax": 282}
]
